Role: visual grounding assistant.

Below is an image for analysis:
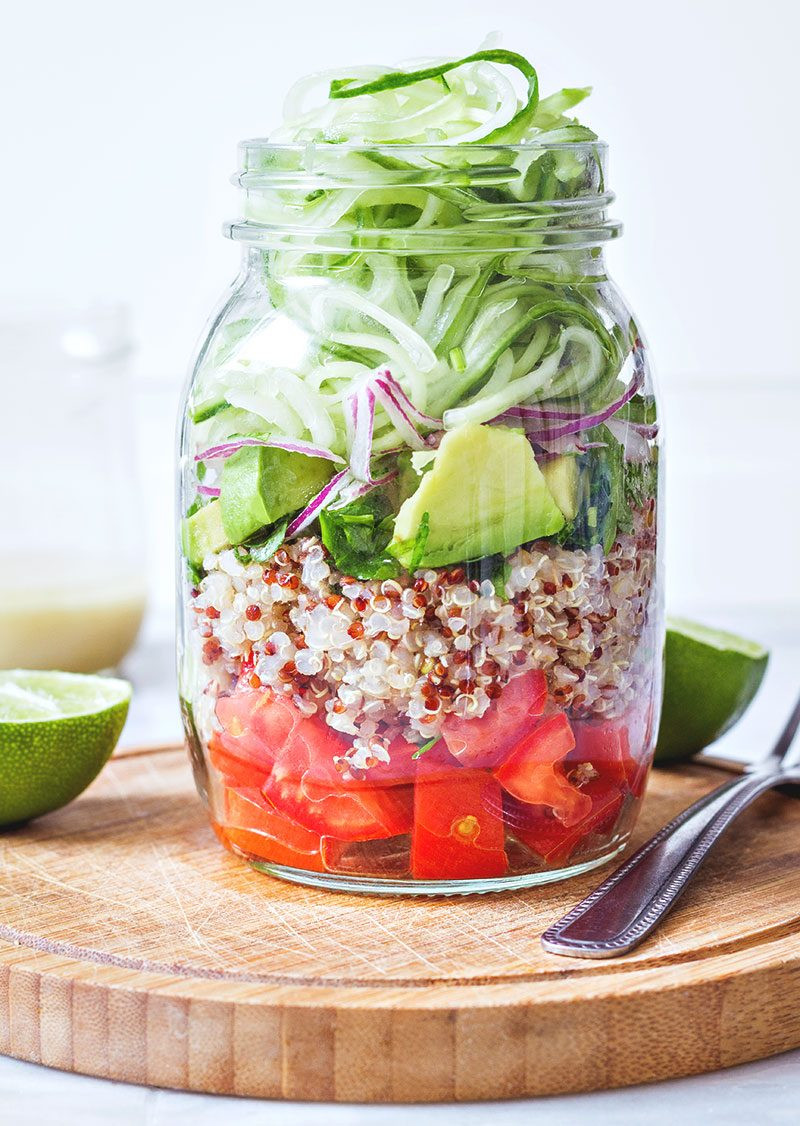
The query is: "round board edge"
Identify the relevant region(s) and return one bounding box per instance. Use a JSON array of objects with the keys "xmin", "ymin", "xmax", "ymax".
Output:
[{"xmin": 1, "ymin": 928, "xmax": 800, "ymax": 1100}]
